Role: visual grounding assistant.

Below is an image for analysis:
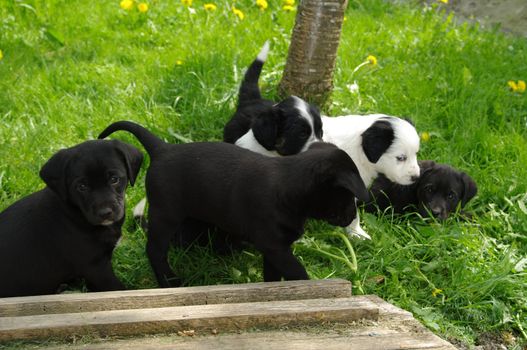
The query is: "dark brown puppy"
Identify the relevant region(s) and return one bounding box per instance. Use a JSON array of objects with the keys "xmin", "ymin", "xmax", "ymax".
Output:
[
  {"xmin": 99, "ymin": 121, "xmax": 369, "ymax": 288},
  {"xmin": 364, "ymin": 160, "xmax": 477, "ymax": 220},
  {"xmin": 0, "ymin": 140, "xmax": 143, "ymax": 297}
]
